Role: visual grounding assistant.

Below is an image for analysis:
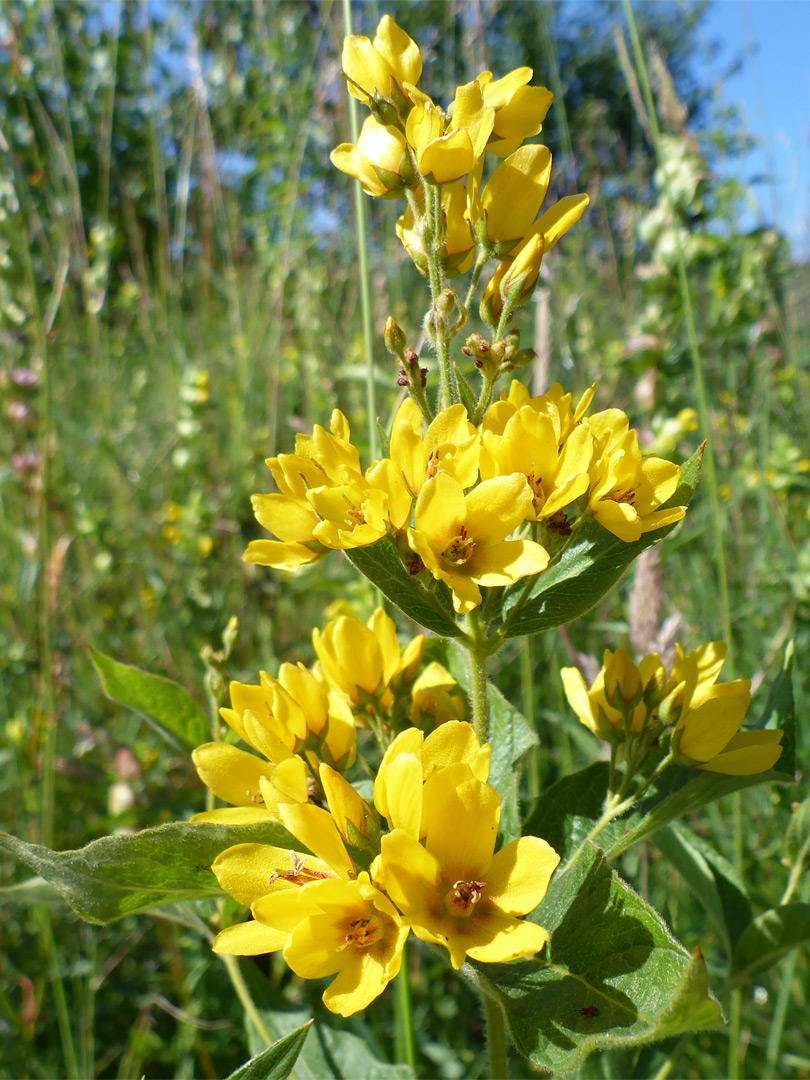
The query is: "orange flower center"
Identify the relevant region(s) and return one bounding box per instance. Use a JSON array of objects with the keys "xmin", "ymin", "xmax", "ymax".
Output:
[
  {"xmin": 444, "ymin": 879, "xmax": 487, "ymax": 919},
  {"xmin": 341, "ymin": 915, "xmax": 381, "ymax": 950},
  {"xmin": 441, "ymin": 528, "xmax": 476, "ymax": 566}
]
